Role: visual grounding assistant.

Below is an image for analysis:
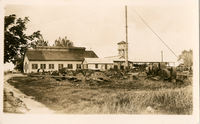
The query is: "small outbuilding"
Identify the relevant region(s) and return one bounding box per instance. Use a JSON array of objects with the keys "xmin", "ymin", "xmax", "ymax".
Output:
[{"xmin": 82, "ymin": 58, "xmax": 114, "ymax": 70}]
